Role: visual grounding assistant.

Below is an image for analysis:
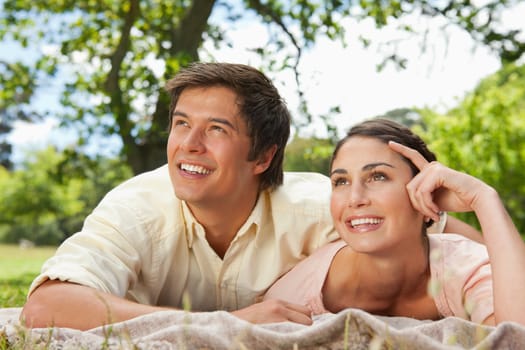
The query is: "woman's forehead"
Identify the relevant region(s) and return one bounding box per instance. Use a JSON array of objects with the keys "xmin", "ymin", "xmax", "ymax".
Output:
[{"xmin": 333, "ymin": 137, "xmax": 407, "ymax": 169}]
